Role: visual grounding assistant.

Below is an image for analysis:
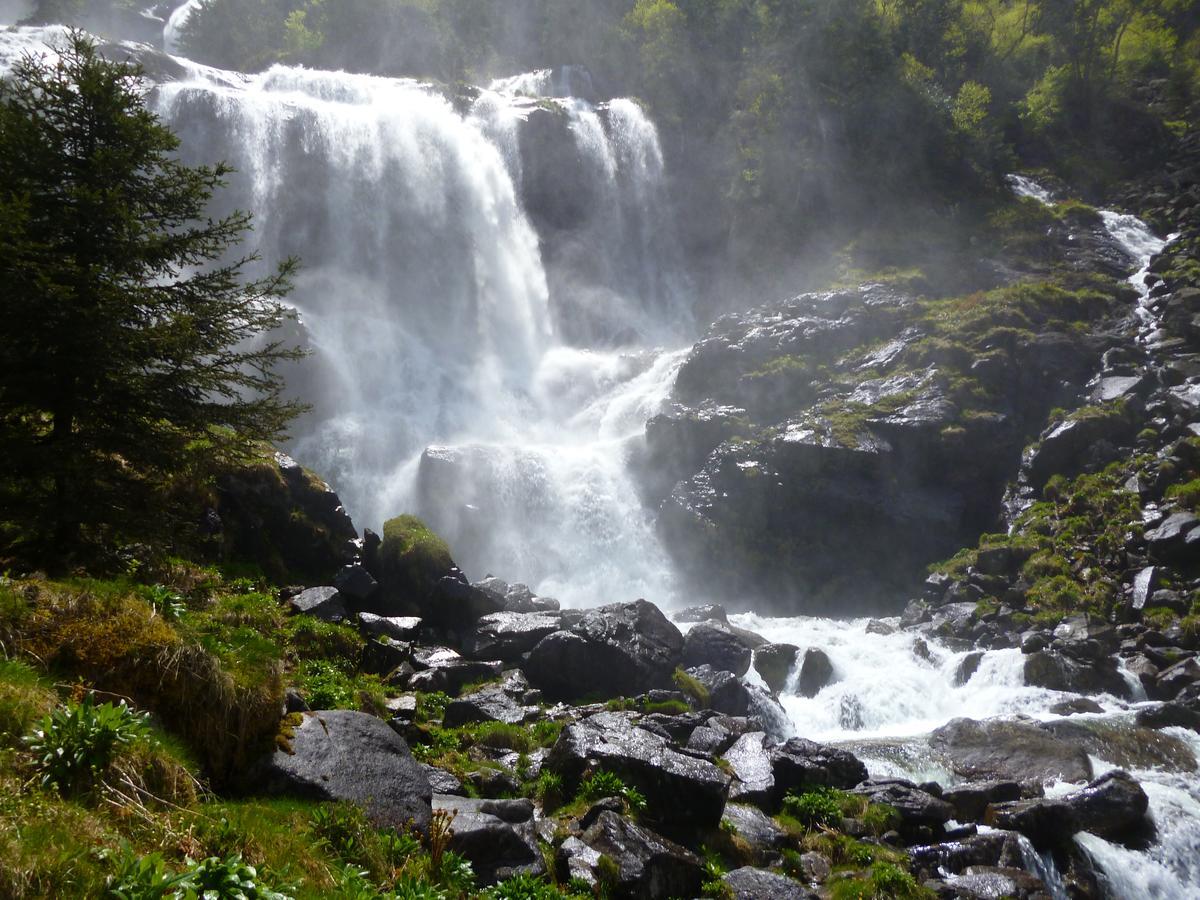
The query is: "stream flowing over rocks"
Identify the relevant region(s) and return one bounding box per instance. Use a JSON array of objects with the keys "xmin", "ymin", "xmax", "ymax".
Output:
[{"xmin": 4, "ymin": 16, "xmax": 1200, "ymax": 898}]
